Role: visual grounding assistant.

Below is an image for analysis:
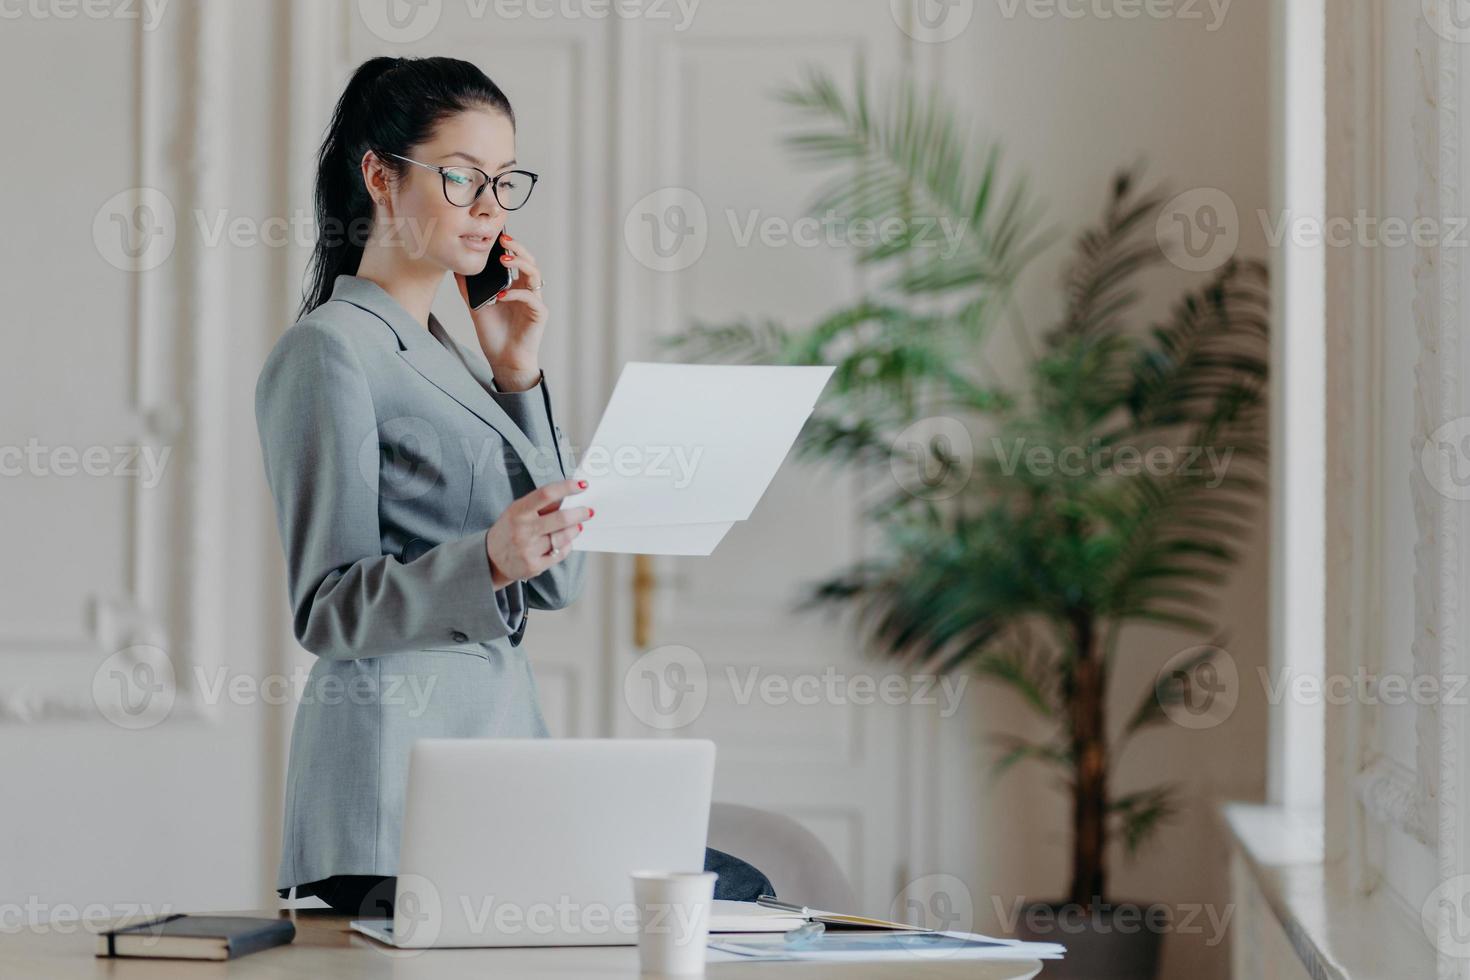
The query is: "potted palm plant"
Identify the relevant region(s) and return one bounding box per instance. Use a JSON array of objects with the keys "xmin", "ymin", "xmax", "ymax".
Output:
[{"xmin": 664, "ymin": 65, "xmax": 1268, "ymax": 979}]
